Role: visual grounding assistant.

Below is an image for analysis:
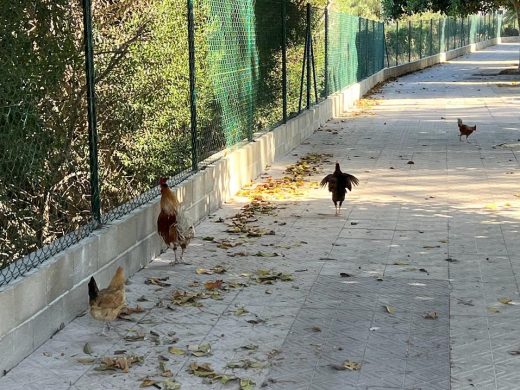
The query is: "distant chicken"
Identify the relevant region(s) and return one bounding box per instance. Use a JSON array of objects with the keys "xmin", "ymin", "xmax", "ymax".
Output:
[
  {"xmin": 321, "ymin": 162, "xmax": 359, "ymax": 216},
  {"xmin": 457, "ymin": 118, "xmax": 477, "ymax": 142},
  {"xmin": 157, "ymin": 177, "xmax": 195, "ymax": 264},
  {"xmin": 88, "ymin": 266, "xmax": 126, "ymax": 334}
]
